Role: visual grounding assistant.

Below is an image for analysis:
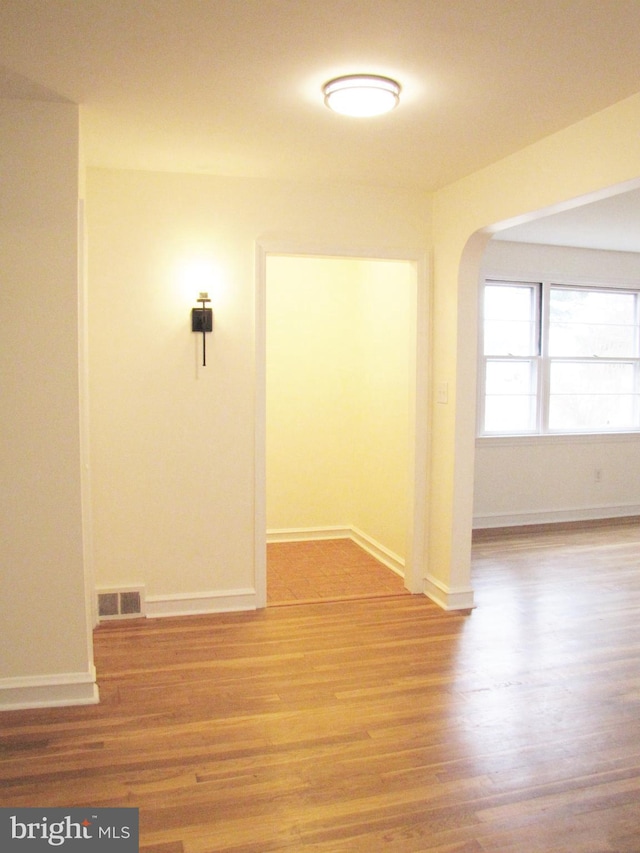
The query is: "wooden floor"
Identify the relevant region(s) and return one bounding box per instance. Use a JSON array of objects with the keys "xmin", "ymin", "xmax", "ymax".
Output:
[
  {"xmin": 1, "ymin": 521, "xmax": 640, "ymax": 851},
  {"xmin": 267, "ymin": 539, "xmax": 408, "ymax": 605}
]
